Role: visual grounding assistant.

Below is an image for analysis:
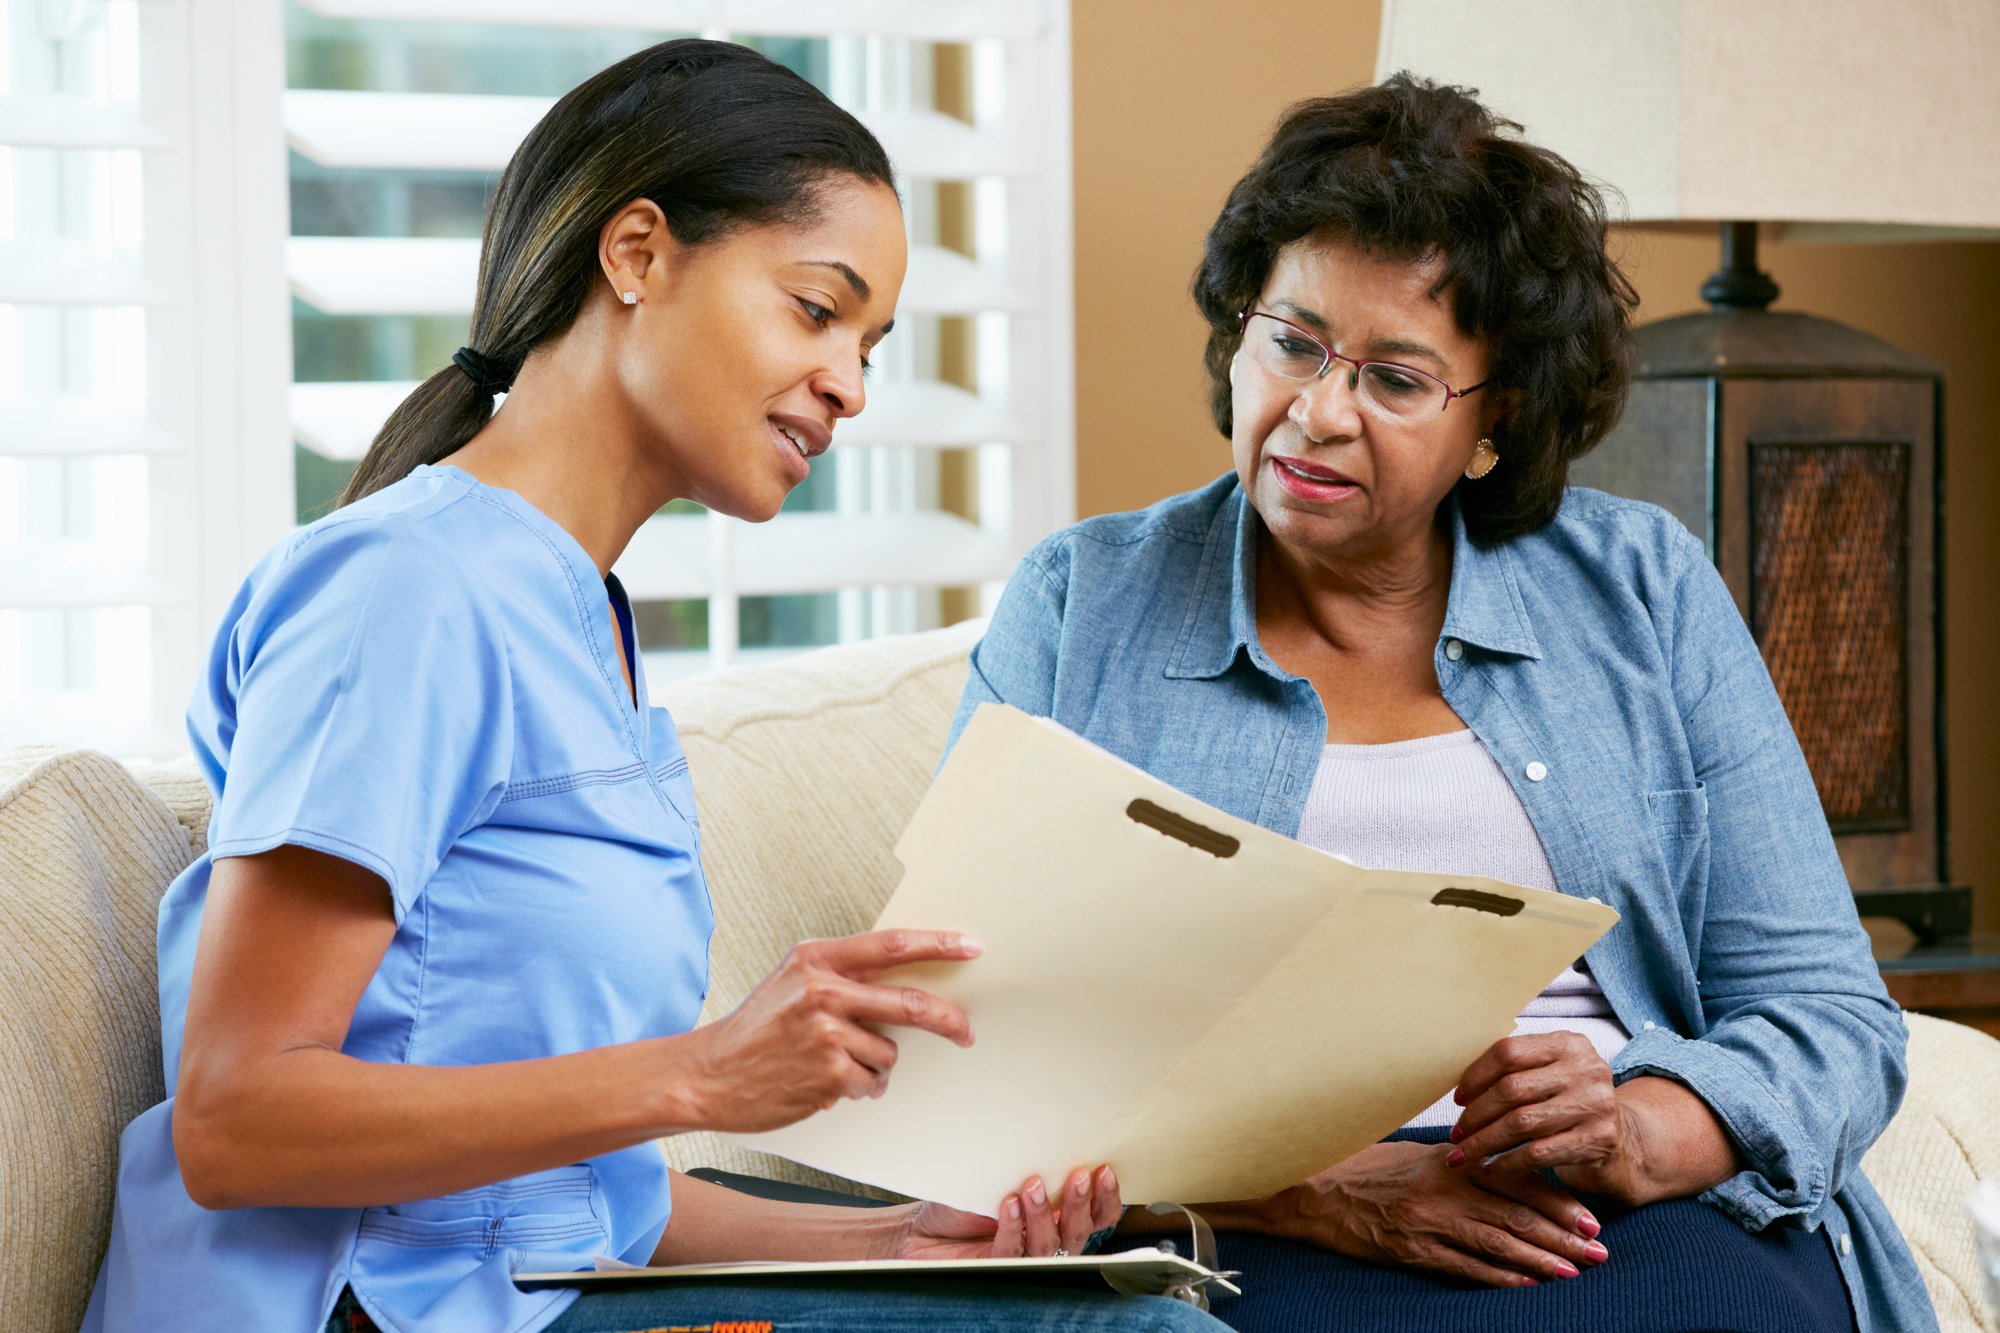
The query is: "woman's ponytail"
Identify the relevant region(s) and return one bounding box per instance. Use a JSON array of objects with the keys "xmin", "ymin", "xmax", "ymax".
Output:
[{"xmin": 335, "ymin": 362, "xmax": 501, "ymax": 509}]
